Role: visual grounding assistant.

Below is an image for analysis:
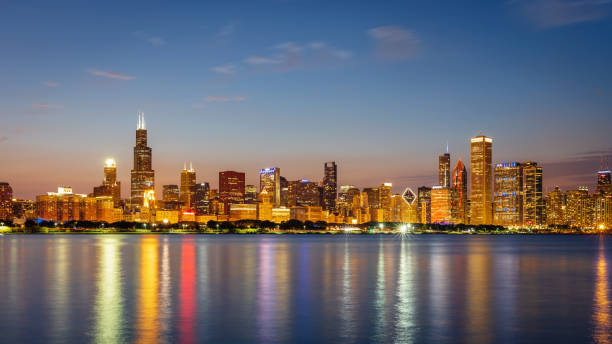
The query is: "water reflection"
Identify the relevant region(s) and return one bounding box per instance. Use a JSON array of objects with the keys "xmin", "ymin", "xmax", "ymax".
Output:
[
  {"xmin": 94, "ymin": 238, "xmax": 124, "ymax": 343},
  {"xmin": 136, "ymin": 236, "xmax": 160, "ymax": 343},
  {"xmin": 593, "ymin": 238, "xmax": 611, "ymax": 344},
  {"xmin": 466, "ymin": 239, "xmax": 492, "ymax": 343},
  {"xmin": 179, "ymin": 237, "xmax": 196, "ymax": 343},
  {"xmin": 394, "ymin": 238, "xmax": 416, "ymax": 342}
]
